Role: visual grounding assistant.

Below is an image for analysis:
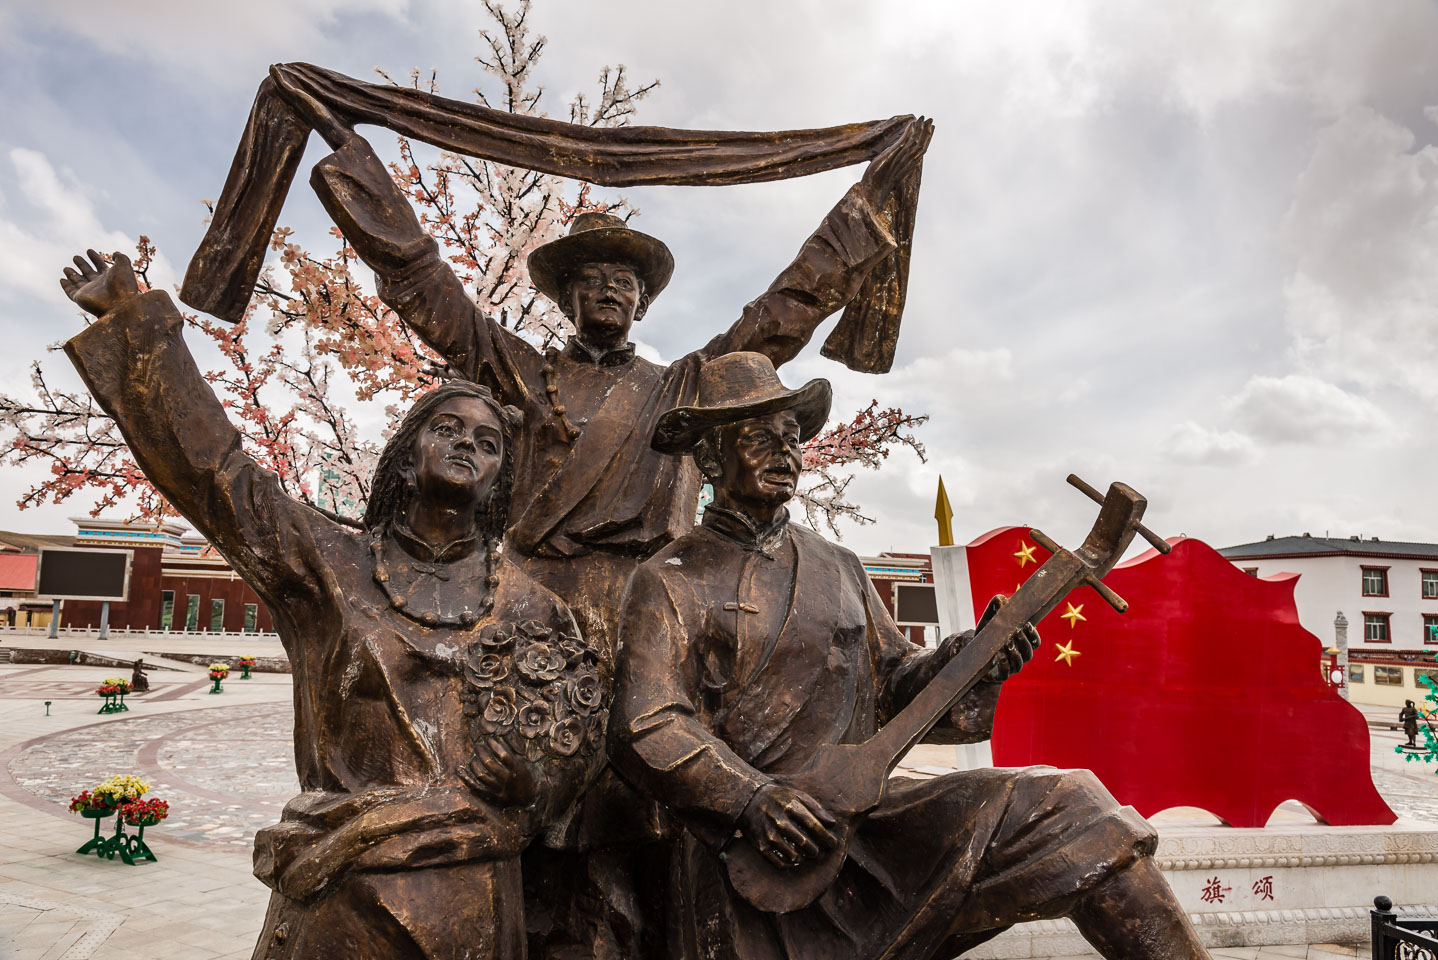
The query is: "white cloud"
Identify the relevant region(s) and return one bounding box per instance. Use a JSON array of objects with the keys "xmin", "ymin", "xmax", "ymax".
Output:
[
  {"xmin": 1225, "ymin": 374, "xmax": 1397, "ymax": 445},
  {"xmin": 29, "ymin": 0, "xmax": 412, "ymax": 81},
  {"xmin": 1158, "ymin": 421, "xmax": 1259, "ymax": 466},
  {"xmin": 1280, "ymin": 106, "xmax": 1438, "ymax": 401},
  {"xmin": 0, "ymin": 149, "xmax": 133, "ymax": 305}
]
